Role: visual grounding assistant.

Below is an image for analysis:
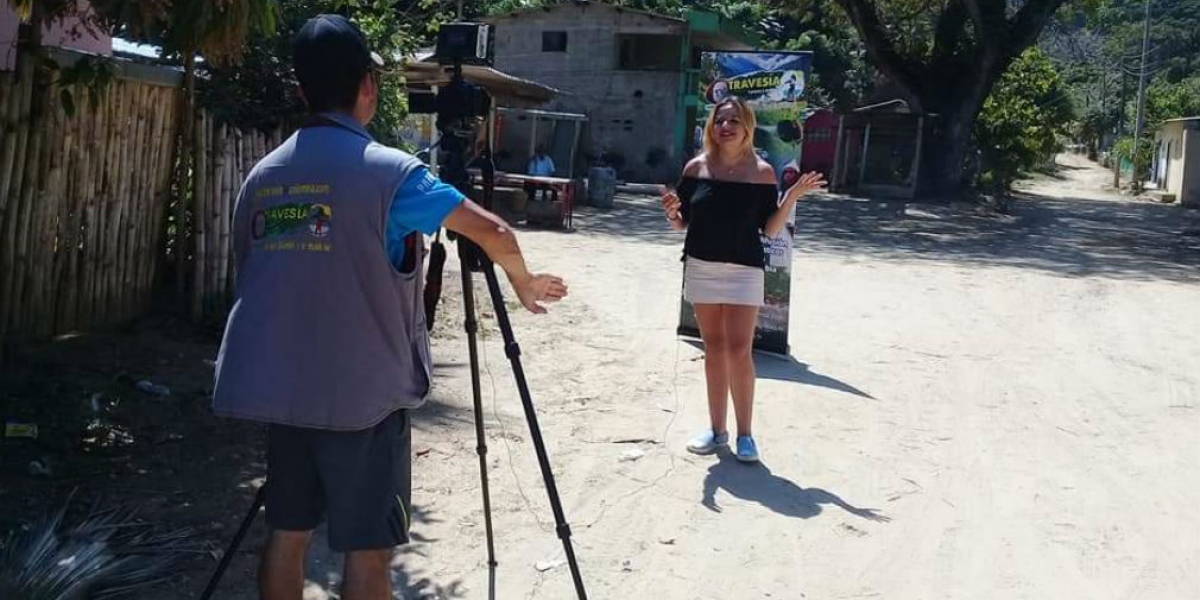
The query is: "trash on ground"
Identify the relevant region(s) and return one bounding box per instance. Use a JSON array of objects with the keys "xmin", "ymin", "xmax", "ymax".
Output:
[
  {"xmin": 135, "ymin": 380, "xmax": 171, "ymax": 397},
  {"xmin": 535, "ymin": 559, "xmax": 566, "ymax": 572},
  {"xmin": 5, "ymin": 421, "xmax": 38, "ymax": 439},
  {"xmin": 28, "ymin": 457, "xmax": 52, "ymax": 476}
]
